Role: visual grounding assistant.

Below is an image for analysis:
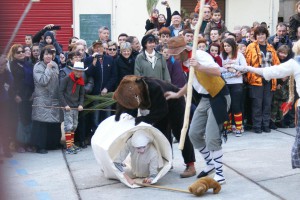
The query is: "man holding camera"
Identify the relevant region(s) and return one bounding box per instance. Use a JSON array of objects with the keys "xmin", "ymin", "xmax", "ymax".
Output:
[
  {"xmin": 84, "ymin": 40, "xmax": 117, "ymax": 135},
  {"xmin": 268, "ymin": 23, "xmax": 293, "ymax": 50}
]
